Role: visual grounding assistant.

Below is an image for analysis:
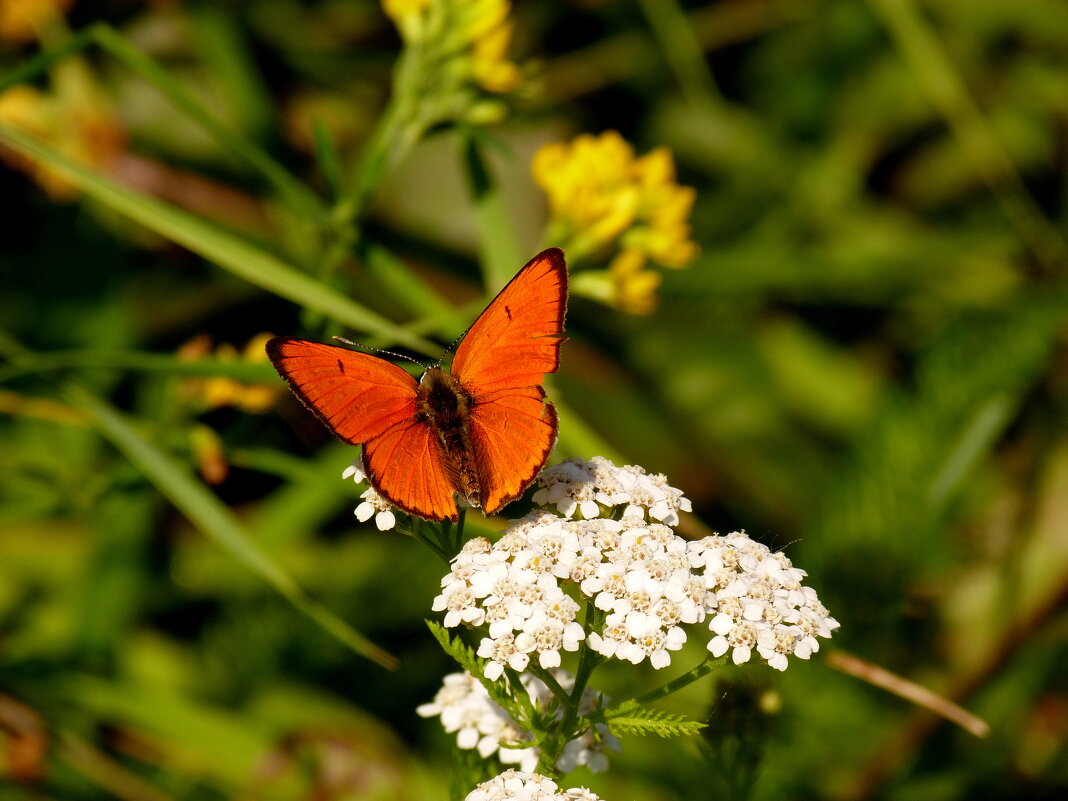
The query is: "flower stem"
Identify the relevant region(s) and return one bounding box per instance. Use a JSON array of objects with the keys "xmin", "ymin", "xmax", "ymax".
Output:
[{"xmin": 600, "ymin": 654, "xmax": 730, "ymax": 718}]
